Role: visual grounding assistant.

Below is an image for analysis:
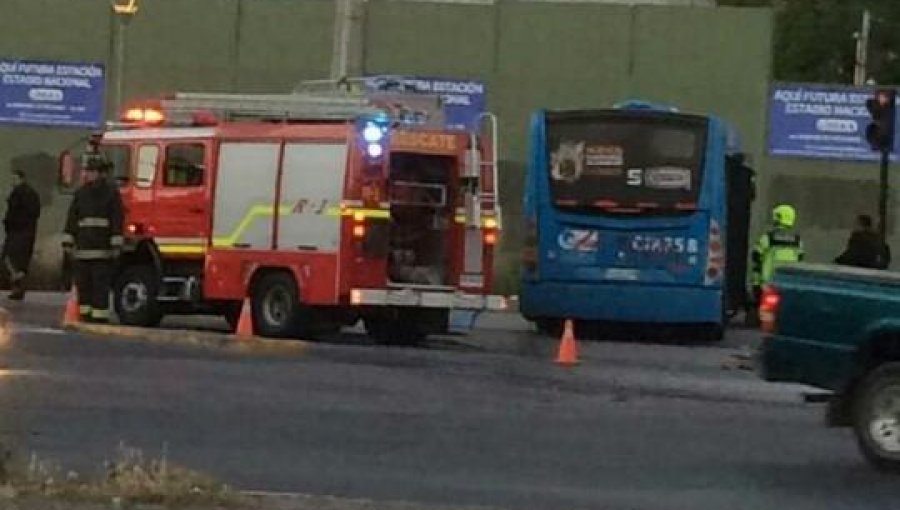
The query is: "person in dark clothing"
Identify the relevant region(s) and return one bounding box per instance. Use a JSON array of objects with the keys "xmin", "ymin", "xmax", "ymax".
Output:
[
  {"xmin": 3, "ymin": 169, "xmax": 41, "ymax": 300},
  {"xmin": 62, "ymin": 158, "xmax": 123, "ymax": 323},
  {"xmin": 835, "ymin": 214, "xmax": 891, "ymax": 269}
]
